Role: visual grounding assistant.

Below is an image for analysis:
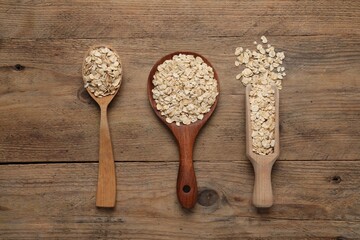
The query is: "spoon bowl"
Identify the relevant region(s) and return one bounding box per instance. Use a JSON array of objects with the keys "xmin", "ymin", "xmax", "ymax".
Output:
[
  {"xmin": 82, "ymin": 45, "xmax": 122, "ymax": 208},
  {"xmin": 85, "ymin": 88, "xmax": 120, "ymax": 106},
  {"xmin": 147, "ymin": 52, "xmax": 220, "ymax": 209}
]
